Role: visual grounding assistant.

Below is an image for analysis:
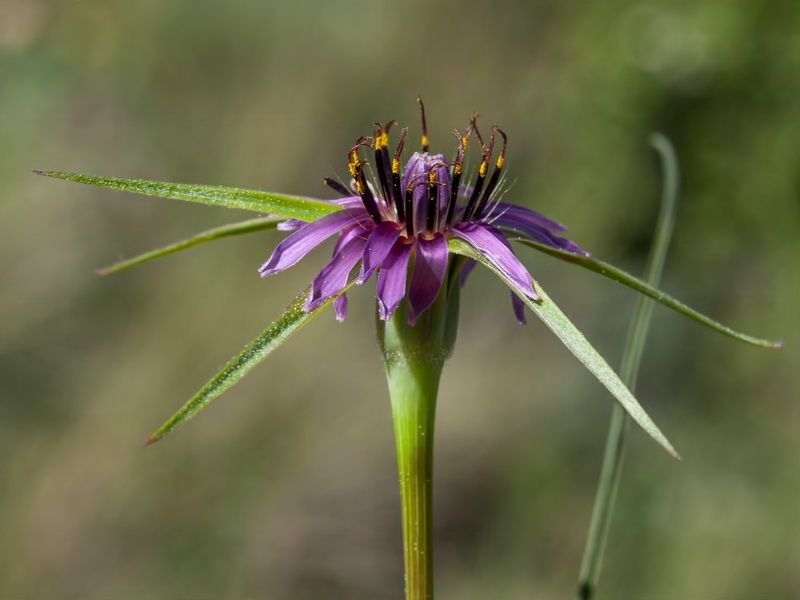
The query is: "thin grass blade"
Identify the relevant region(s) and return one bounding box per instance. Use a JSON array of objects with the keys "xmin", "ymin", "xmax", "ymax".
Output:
[
  {"xmin": 145, "ymin": 285, "xmax": 350, "ymax": 446},
  {"xmin": 34, "ymin": 171, "xmax": 341, "ymax": 222},
  {"xmin": 449, "ymin": 237, "xmax": 680, "ymax": 460},
  {"xmin": 576, "ymin": 133, "xmax": 682, "ymax": 600},
  {"xmin": 98, "ymin": 216, "xmax": 284, "ymax": 275}
]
